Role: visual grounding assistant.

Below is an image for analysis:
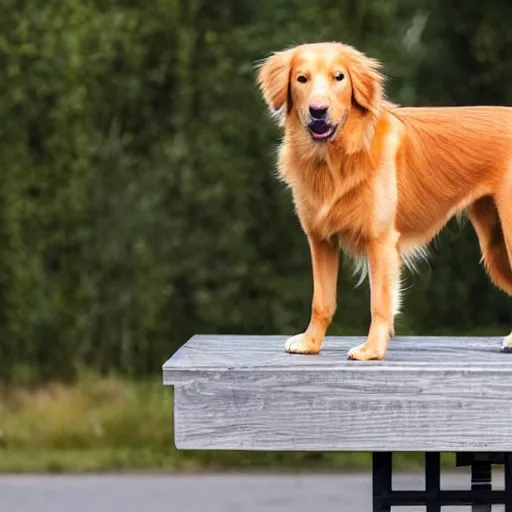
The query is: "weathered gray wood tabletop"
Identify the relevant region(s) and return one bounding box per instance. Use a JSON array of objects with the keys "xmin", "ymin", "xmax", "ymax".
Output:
[{"xmin": 162, "ymin": 335, "xmax": 512, "ymax": 452}]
